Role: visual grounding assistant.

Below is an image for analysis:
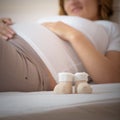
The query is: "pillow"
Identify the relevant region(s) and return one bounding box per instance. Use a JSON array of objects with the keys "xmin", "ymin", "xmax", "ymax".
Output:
[{"xmin": 111, "ymin": 0, "xmax": 120, "ymax": 23}]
